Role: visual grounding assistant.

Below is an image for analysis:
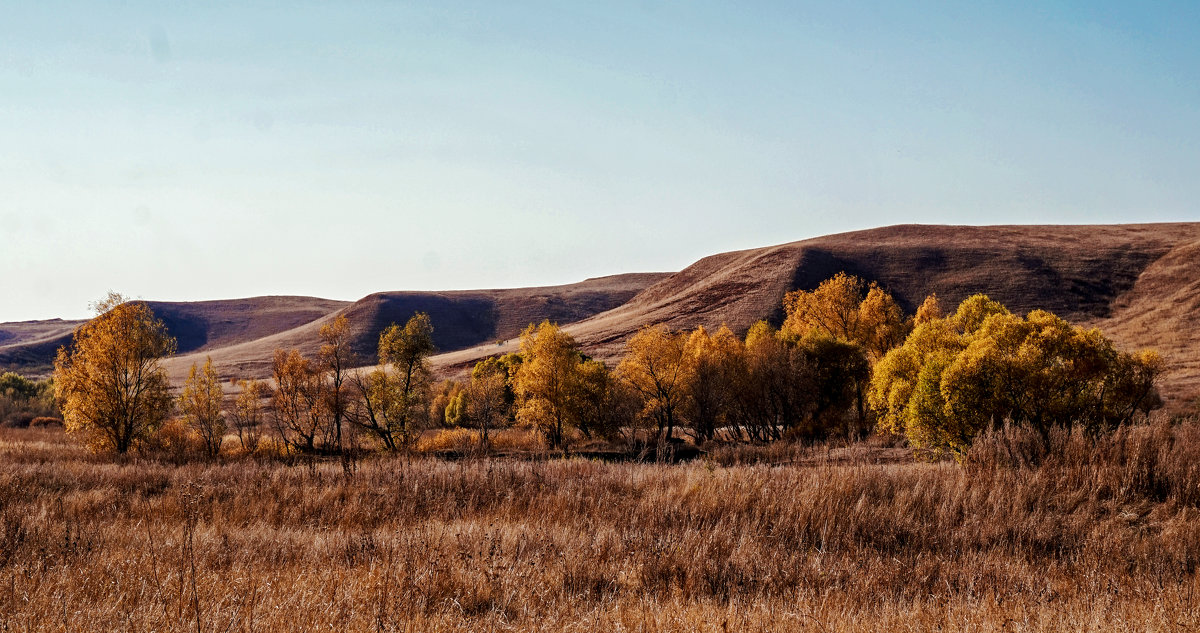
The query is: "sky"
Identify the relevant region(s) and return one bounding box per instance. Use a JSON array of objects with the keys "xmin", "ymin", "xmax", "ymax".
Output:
[{"xmin": 2, "ymin": 1, "xmax": 1199, "ymax": 322}]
